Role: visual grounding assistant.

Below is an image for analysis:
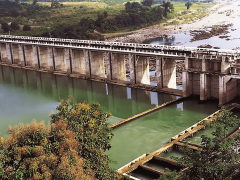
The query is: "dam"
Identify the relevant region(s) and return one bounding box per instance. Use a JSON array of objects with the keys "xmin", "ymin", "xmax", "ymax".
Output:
[
  {"xmin": 1, "ymin": 35, "xmax": 240, "ymax": 179},
  {"xmin": 1, "ymin": 35, "xmax": 240, "ymax": 105}
]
